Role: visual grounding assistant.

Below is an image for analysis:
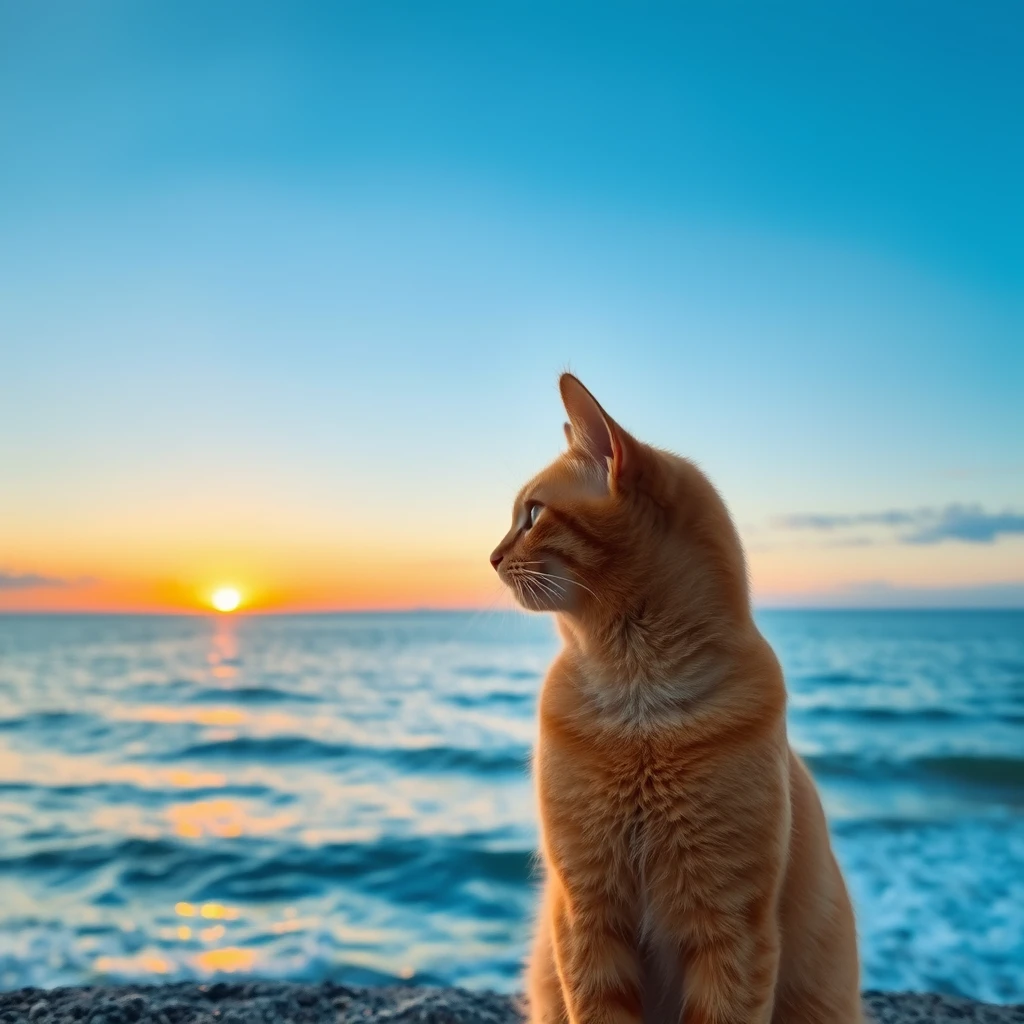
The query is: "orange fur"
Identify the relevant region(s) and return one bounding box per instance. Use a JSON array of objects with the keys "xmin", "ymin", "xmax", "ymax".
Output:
[{"xmin": 491, "ymin": 375, "xmax": 863, "ymax": 1024}]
